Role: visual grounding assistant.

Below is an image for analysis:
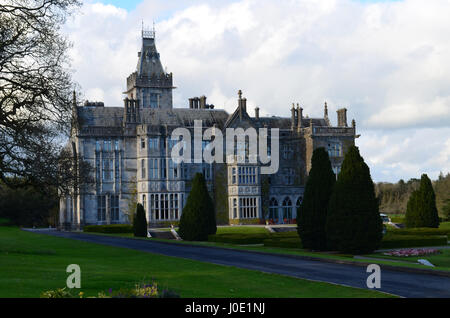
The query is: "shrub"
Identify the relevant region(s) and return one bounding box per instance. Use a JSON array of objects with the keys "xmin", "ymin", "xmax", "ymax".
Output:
[
  {"xmin": 443, "ymin": 199, "xmax": 450, "ymax": 221},
  {"xmin": 297, "ymin": 148, "xmax": 335, "ymax": 251},
  {"xmin": 178, "ymin": 173, "xmax": 216, "ymax": 241},
  {"xmin": 229, "ymin": 218, "xmax": 262, "ymax": 225},
  {"xmin": 326, "ymin": 146, "xmax": 383, "ymax": 254},
  {"xmin": 83, "ymin": 224, "xmax": 133, "ymax": 234},
  {"xmin": 41, "ymin": 288, "xmax": 76, "ymax": 298},
  {"xmin": 390, "ymin": 216, "xmax": 405, "ymax": 224},
  {"xmin": 380, "ymin": 234, "xmax": 447, "ymax": 249},
  {"xmin": 208, "ymin": 231, "xmax": 299, "ymax": 245},
  {"xmin": 405, "ymin": 174, "xmax": 440, "ymax": 228},
  {"xmin": 41, "ymin": 282, "xmax": 180, "ymax": 298},
  {"xmin": 133, "ymin": 203, "xmax": 148, "ymax": 237},
  {"xmin": 208, "ymin": 233, "xmax": 269, "ymax": 244},
  {"xmin": 0, "ymin": 184, "xmax": 58, "ymax": 227},
  {"xmin": 263, "ymin": 238, "xmax": 302, "ymax": 249},
  {"xmin": 387, "ymin": 227, "xmax": 450, "ymax": 236}
]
